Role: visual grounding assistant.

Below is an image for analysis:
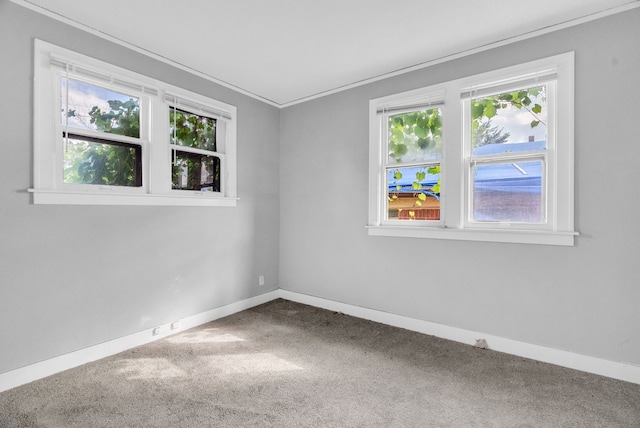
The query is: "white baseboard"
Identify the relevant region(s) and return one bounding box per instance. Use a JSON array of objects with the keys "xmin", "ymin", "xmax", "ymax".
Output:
[
  {"xmin": 2, "ymin": 288, "xmax": 638, "ymax": 392},
  {"xmin": 277, "ymin": 289, "xmax": 640, "ymax": 385},
  {"xmin": 0, "ymin": 291, "xmax": 279, "ymax": 393}
]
